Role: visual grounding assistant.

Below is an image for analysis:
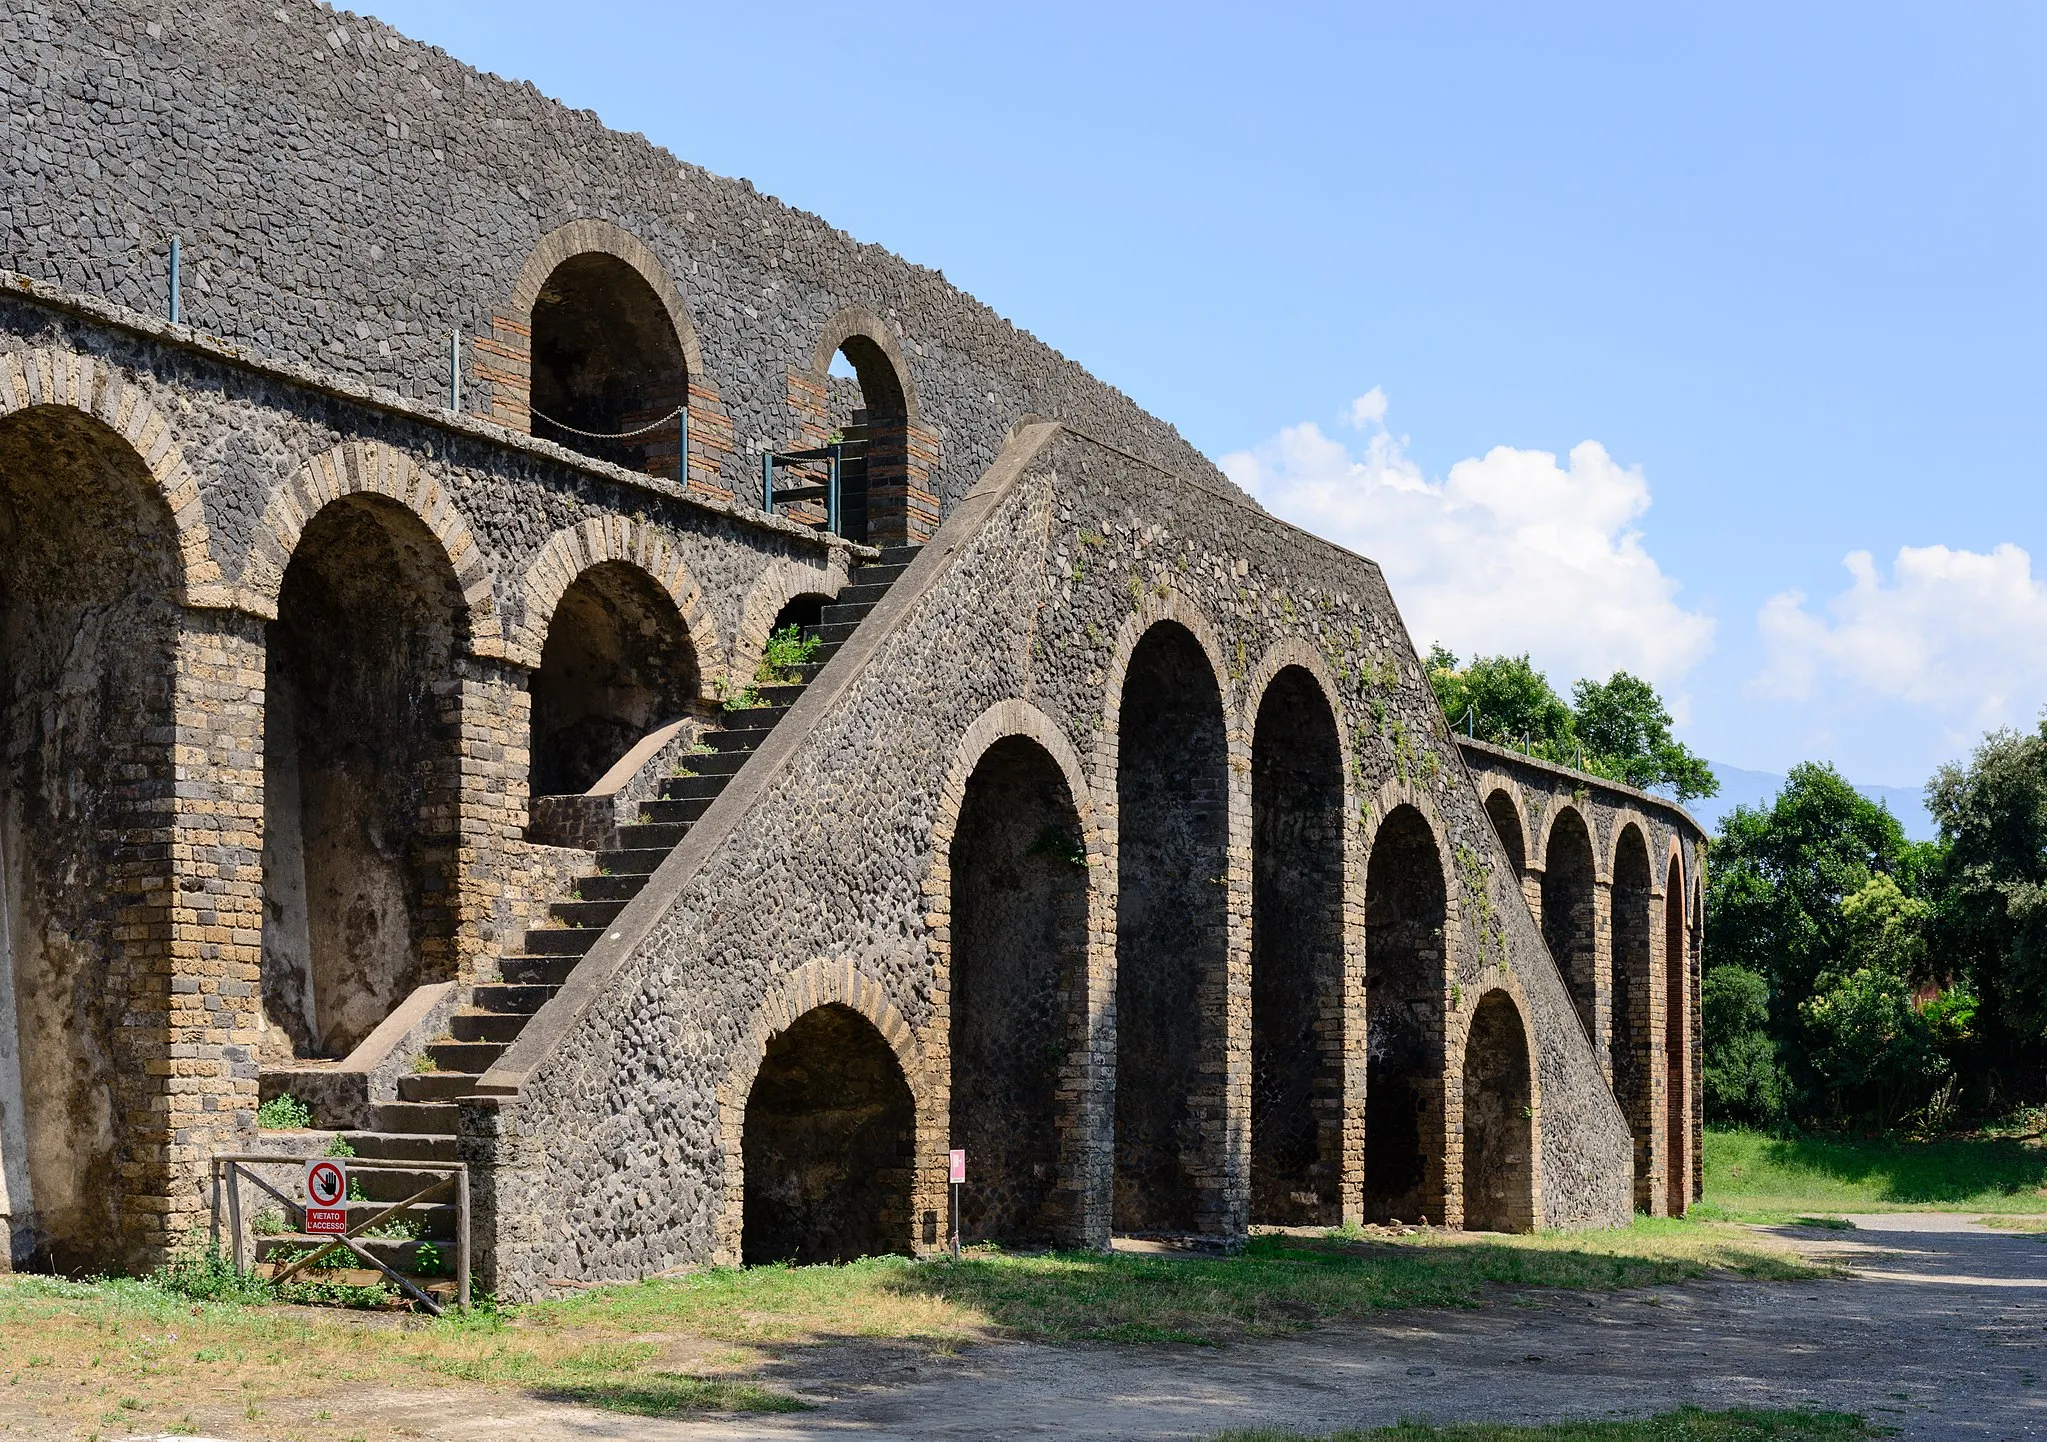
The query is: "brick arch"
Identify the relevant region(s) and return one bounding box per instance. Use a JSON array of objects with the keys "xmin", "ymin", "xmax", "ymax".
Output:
[
  {"xmin": 241, "ymin": 440, "xmax": 506, "ymax": 652},
  {"xmin": 0, "ymin": 346, "xmax": 227, "ymax": 607},
  {"xmin": 1362, "ymin": 778, "xmax": 1464, "ymax": 936},
  {"xmin": 1239, "ymin": 637, "xmax": 1355, "ymax": 778},
  {"xmin": 1447, "ymin": 981, "xmax": 1545, "ymax": 1230},
  {"xmin": 711, "ymin": 958, "xmax": 937, "ymax": 1264},
  {"xmin": 1663, "ymin": 831, "xmax": 1687, "ymax": 907},
  {"xmin": 733, "ymin": 556, "xmax": 855, "ymax": 689},
  {"xmin": 809, "ymin": 306, "xmax": 922, "ymax": 423},
  {"xmin": 514, "ymin": 517, "xmax": 726, "ymax": 690},
  {"xmin": 1605, "ymin": 809, "xmax": 1659, "ymax": 891},
  {"xmin": 1091, "ymin": 589, "xmax": 1233, "ymax": 791},
  {"xmin": 511, "ymin": 219, "xmax": 707, "ymax": 383},
  {"xmin": 1529, "ymin": 798, "xmax": 1593, "ymax": 877},
  {"xmin": 1479, "ymin": 780, "xmax": 1533, "ymax": 874}
]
